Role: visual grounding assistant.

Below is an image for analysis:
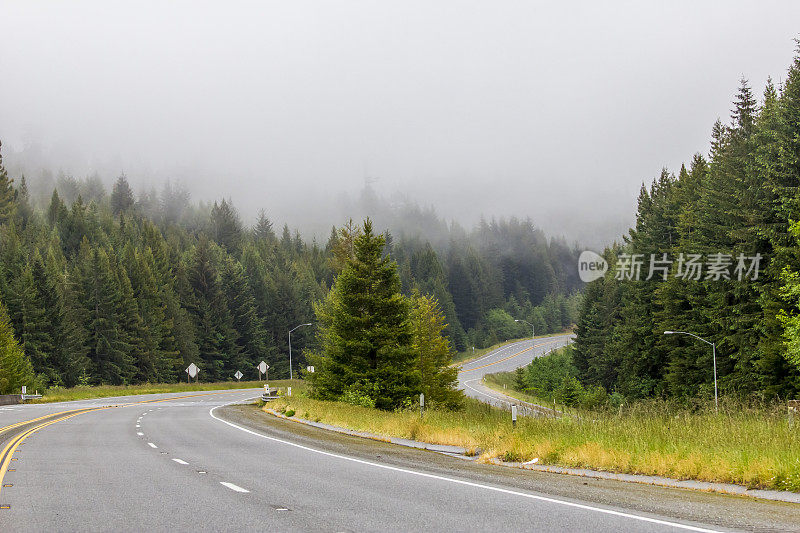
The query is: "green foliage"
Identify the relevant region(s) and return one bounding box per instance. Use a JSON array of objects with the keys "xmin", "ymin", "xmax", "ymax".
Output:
[
  {"xmin": 0, "ymin": 299, "xmax": 38, "ymax": 394},
  {"xmin": 410, "ymin": 291, "xmax": 464, "ymax": 409},
  {"xmin": 575, "ymin": 46, "xmax": 800, "ymax": 401},
  {"xmin": 0, "ymin": 141, "xmax": 17, "ymax": 225},
  {"xmin": 0, "ymin": 139, "xmax": 579, "ymax": 387},
  {"xmin": 310, "ymin": 219, "xmax": 419, "ymax": 410},
  {"xmin": 339, "ymin": 383, "xmax": 377, "ymax": 408}
]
